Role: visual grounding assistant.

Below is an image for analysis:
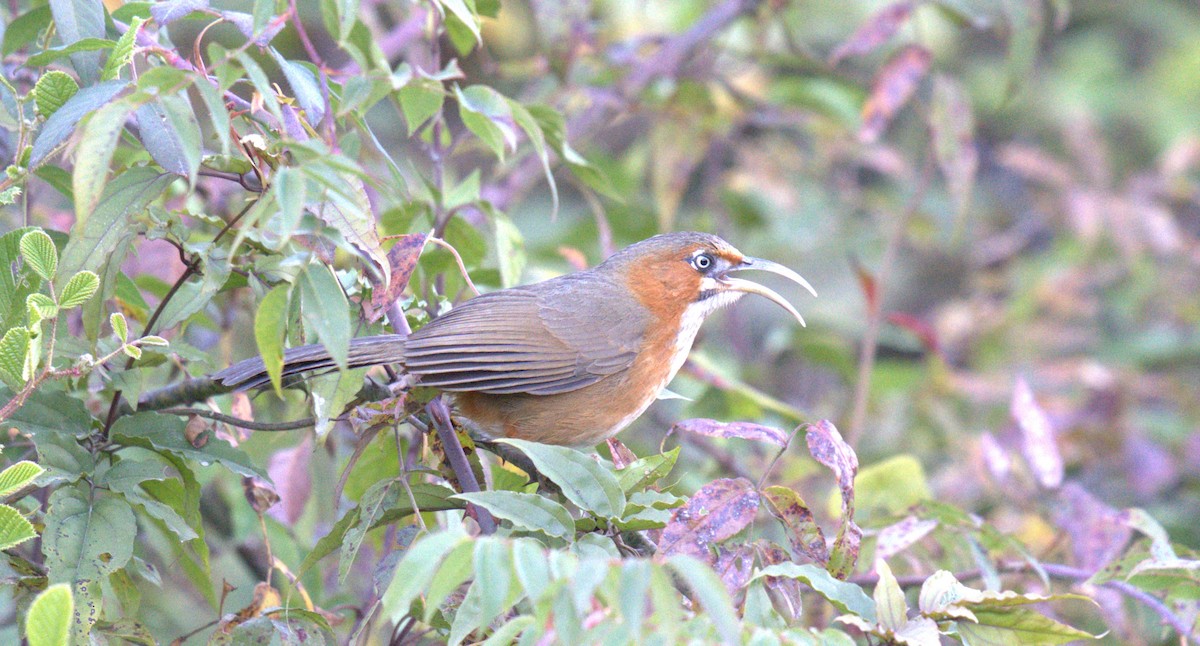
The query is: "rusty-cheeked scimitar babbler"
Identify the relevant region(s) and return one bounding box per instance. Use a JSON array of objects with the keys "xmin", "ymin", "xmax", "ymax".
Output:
[{"xmin": 215, "ymin": 232, "xmax": 816, "ymax": 446}]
